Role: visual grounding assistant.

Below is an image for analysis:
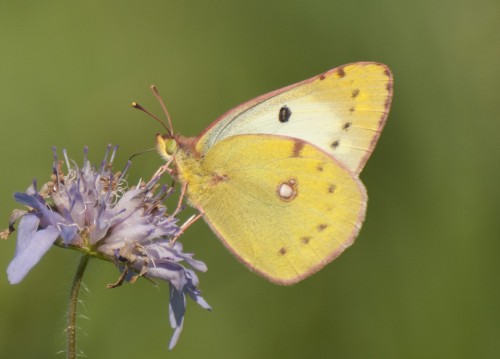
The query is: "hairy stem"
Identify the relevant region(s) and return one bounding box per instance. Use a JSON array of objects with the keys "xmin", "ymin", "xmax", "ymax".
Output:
[{"xmin": 67, "ymin": 255, "xmax": 89, "ymax": 359}]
